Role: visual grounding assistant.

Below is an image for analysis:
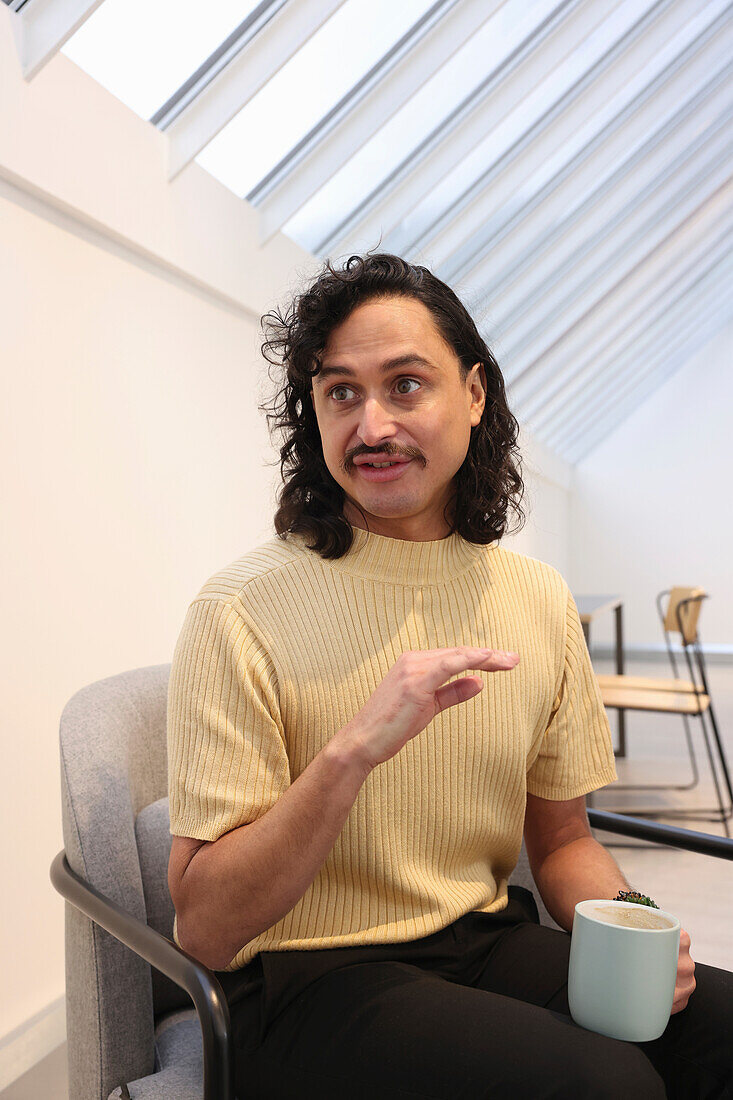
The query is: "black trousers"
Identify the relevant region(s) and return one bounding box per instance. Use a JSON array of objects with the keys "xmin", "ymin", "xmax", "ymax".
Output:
[{"xmin": 216, "ymin": 886, "xmax": 733, "ymax": 1099}]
